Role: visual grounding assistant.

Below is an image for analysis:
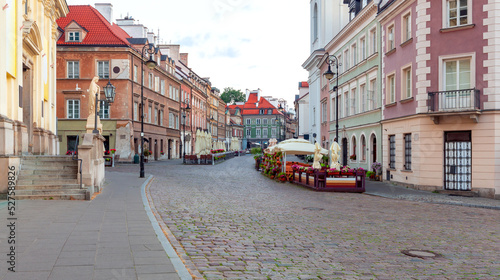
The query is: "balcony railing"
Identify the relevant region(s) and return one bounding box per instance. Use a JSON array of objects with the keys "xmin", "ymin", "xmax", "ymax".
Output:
[{"xmin": 428, "ymin": 88, "xmax": 480, "ymax": 113}]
